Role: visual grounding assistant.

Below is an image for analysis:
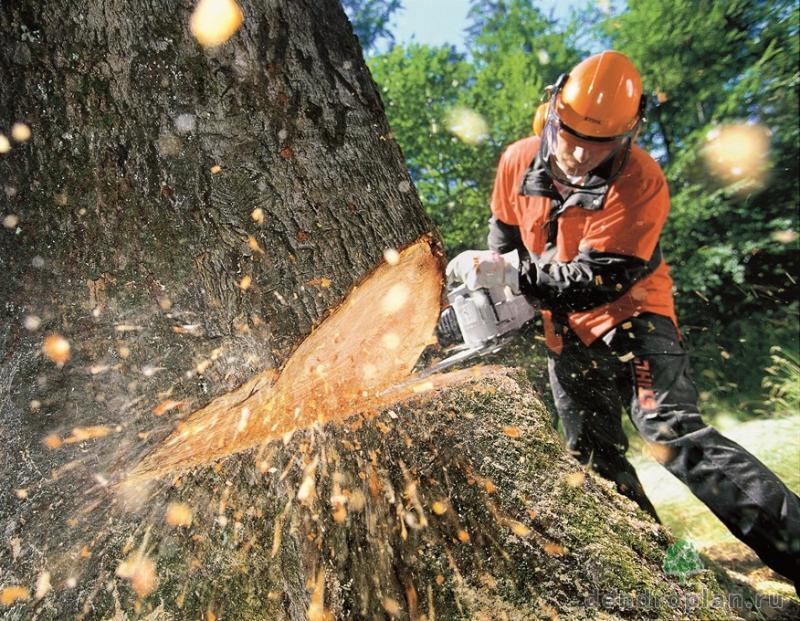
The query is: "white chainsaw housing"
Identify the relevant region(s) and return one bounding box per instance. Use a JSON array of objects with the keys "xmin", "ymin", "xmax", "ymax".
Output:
[
  {"xmin": 448, "ymin": 284, "xmax": 535, "ymax": 349},
  {"xmin": 412, "ymin": 284, "xmax": 536, "ymax": 379}
]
